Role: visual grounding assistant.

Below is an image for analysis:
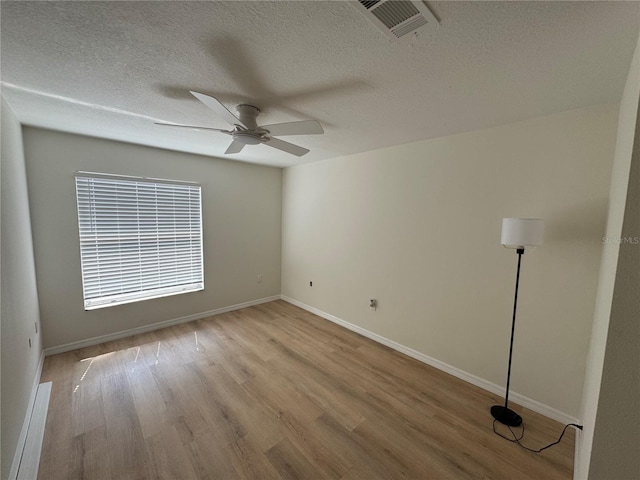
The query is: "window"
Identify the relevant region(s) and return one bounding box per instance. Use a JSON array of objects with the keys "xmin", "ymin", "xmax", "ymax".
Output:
[{"xmin": 75, "ymin": 172, "xmax": 203, "ymax": 310}]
